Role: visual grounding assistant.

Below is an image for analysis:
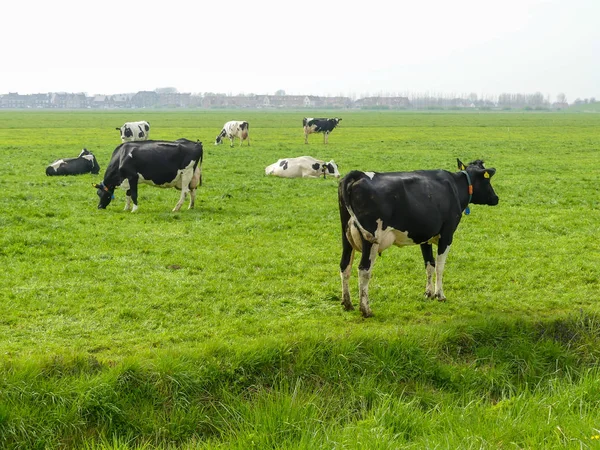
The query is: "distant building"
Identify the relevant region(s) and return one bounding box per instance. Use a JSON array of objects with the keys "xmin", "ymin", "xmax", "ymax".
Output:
[
  {"xmin": 354, "ymin": 96, "xmax": 410, "ymax": 109},
  {"xmin": 132, "ymin": 91, "xmax": 159, "ymax": 108}
]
